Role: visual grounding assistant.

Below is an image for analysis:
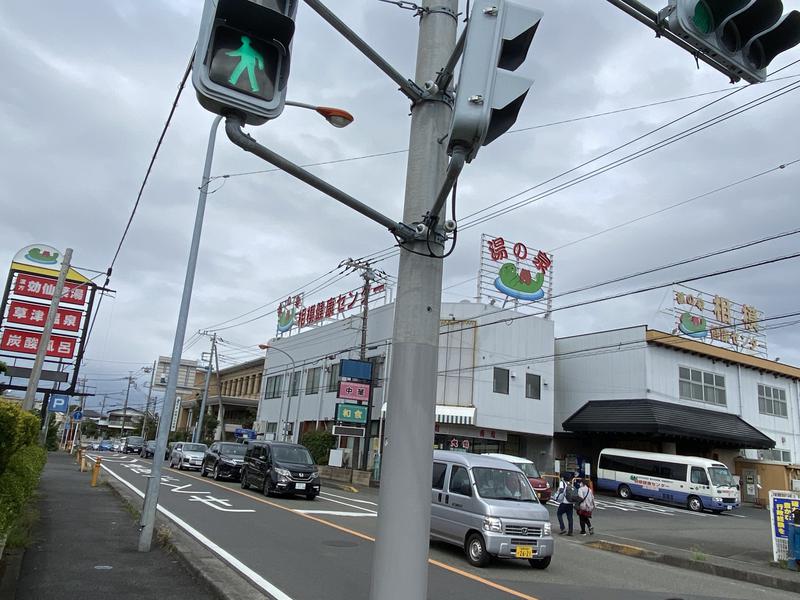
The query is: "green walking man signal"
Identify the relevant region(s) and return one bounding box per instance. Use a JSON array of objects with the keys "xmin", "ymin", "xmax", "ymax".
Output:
[{"xmin": 227, "ymin": 35, "xmax": 265, "ymax": 92}]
